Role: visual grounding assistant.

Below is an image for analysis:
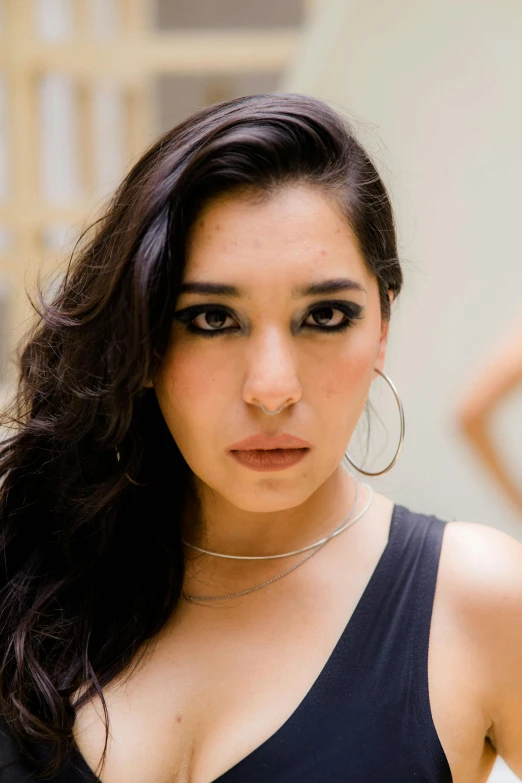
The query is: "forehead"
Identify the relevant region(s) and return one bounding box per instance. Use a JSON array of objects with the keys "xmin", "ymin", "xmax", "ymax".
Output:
[{"xmin": 184, "ymin": 185, "xmax": 372, "ymax": 290}]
